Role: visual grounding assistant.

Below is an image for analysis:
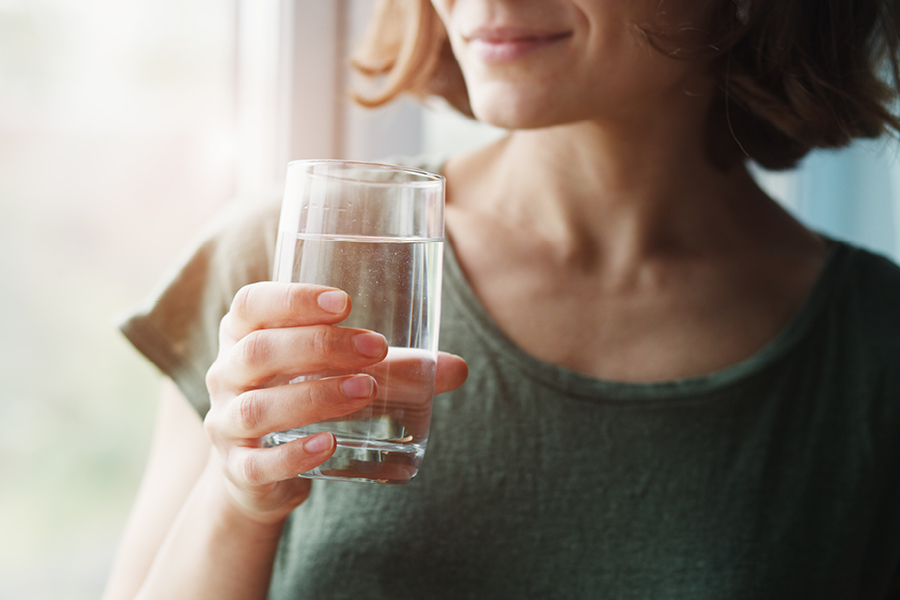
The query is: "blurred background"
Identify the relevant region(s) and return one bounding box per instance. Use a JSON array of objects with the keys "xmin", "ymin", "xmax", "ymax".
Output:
[
  {"xmin": 0, "ymin": 1, "xmax": 898, "ymax": 598},
  {"xmin": 0, "ymin": 0, "xmax": 233, "ymax": 597}
]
